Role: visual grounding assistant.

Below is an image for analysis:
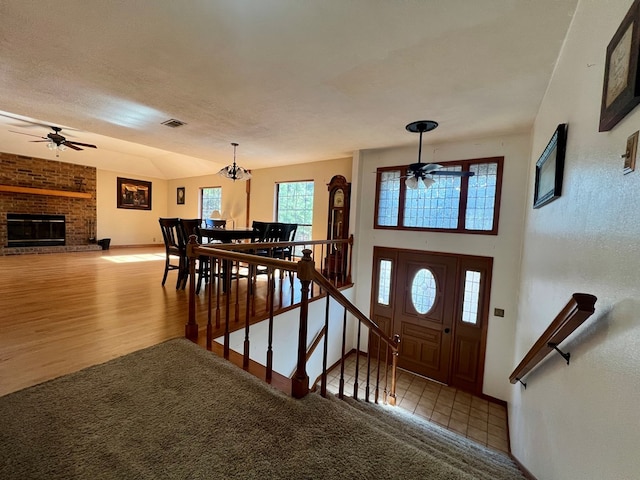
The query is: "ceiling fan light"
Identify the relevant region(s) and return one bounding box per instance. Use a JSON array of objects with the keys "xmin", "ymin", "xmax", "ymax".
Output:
[
  {"xmin": 423, "ymin": 176, "xmax": 436, "ymax": 188},
  {"xmin": 405, "ymin": 176, "xmax": 419, "ymax": 189}
]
